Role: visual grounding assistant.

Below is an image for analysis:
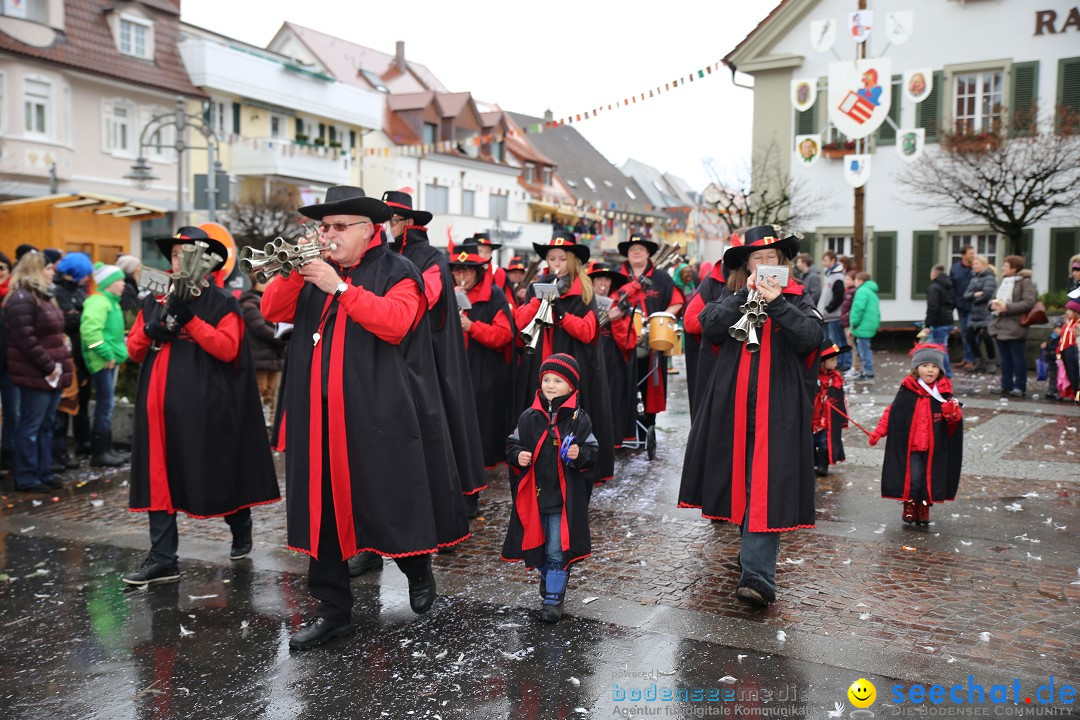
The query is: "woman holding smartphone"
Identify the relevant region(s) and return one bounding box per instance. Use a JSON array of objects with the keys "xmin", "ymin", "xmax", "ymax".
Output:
[{"xmin": 678, "ymin": 225, "xmax": 823, "ymax": 608}]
